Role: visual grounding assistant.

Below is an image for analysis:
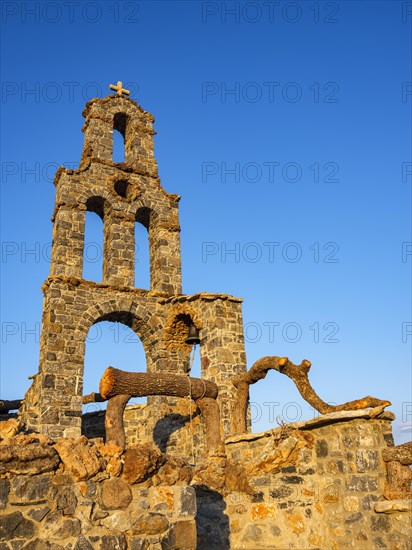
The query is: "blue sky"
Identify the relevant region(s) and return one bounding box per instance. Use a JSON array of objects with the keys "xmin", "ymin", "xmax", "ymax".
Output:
[{"xmin": 1, "ymin": 1, "xmax": 411, "ymax": 443}]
